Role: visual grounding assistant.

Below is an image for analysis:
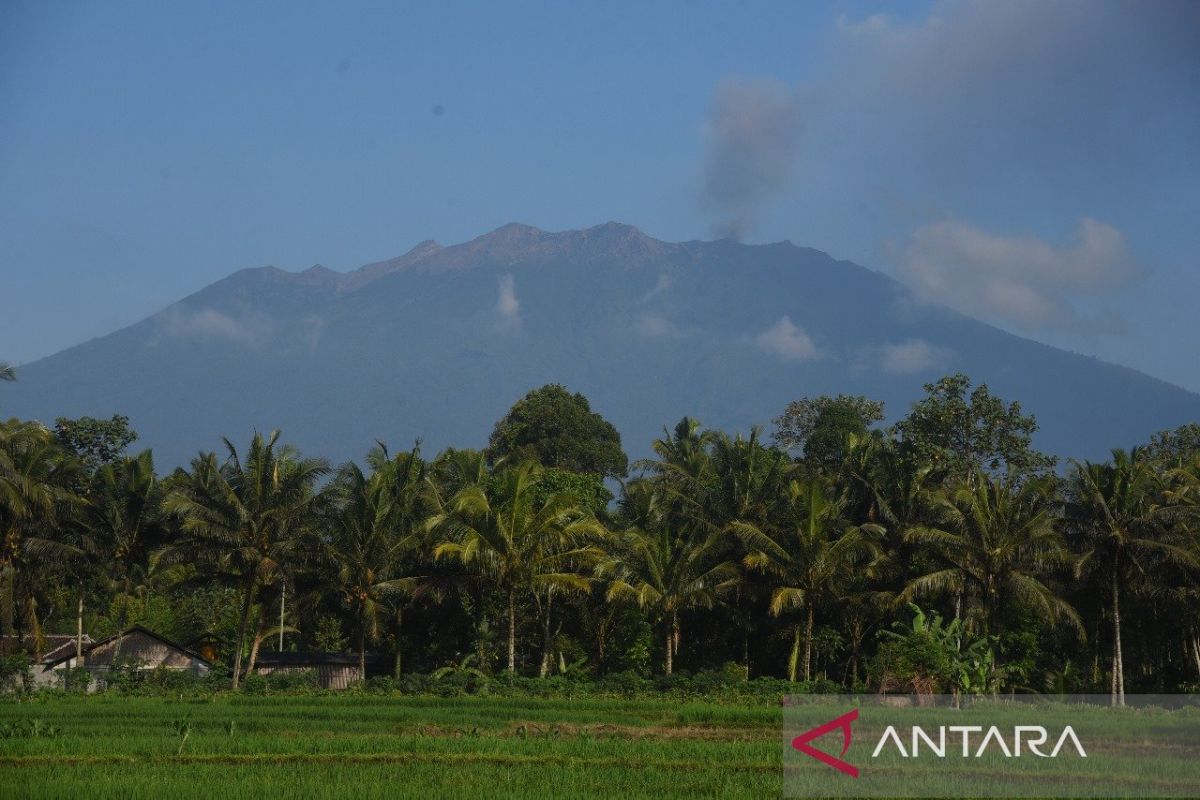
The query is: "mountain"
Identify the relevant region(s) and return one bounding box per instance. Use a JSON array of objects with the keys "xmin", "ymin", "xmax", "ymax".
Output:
[{"xmin": 6, "ymin": 222, "xmax": 1199, "ymax": 468}]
